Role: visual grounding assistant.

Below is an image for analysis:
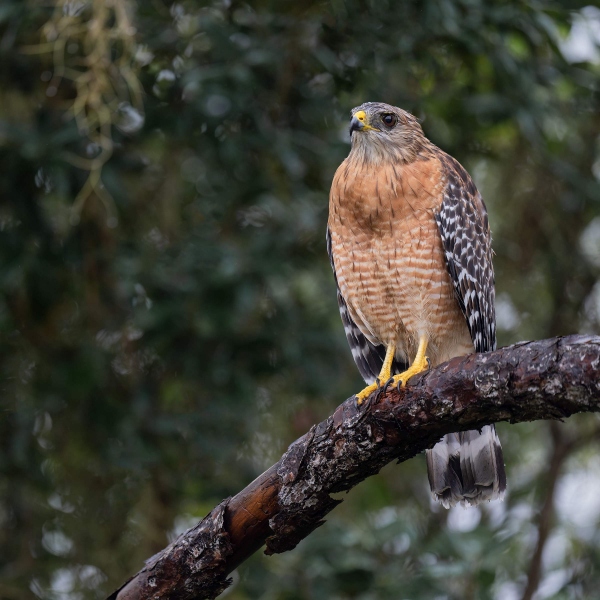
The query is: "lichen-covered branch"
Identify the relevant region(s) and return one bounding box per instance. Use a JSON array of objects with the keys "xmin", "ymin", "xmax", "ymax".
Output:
[{"xmin": 108, "ymin": 334, "xmax": 600, "ymax": 600}]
